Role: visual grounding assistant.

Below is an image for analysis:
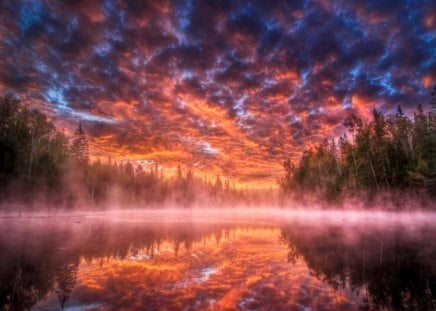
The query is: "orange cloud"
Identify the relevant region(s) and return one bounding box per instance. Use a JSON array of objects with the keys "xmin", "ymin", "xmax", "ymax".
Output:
[
  {"xmin": 424, "ymin": 13, "xmax": 435, "ymax": 29},
  {"xmin": 351, "ymin": 95, "xmax": 377, "ymax": 120},
  {"xmin": 57, "ymin": 228, "xmax": 361, "ymax": 310},
  {"xmin": 422, "ymin": 74, "xmax": 435, "ymax": 88},
  {"xmin": 1, "ymin": 0, "xmax": 432, "ymax": 190}
]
